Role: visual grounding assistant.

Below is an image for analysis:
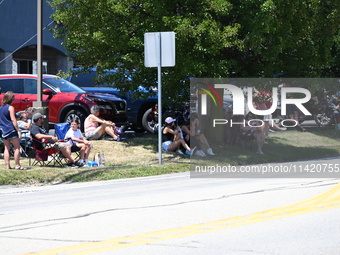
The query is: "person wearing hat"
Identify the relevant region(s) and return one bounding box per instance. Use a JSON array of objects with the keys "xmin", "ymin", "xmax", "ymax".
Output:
[
  {"xmin": 162, "ymin": 116, "xmax": 191, "ymax": 155},
  {"xmin": 0, "ymin": 91, "xmax": 27, "ymax": 170},
  {"xmin": 30, "ymin": 113, "xmax": 83, "ymax": 167}
]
